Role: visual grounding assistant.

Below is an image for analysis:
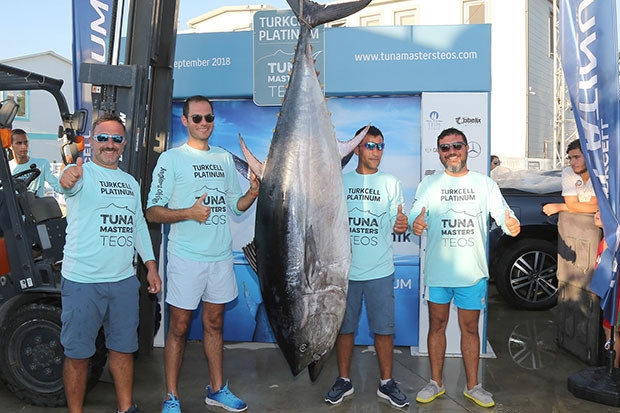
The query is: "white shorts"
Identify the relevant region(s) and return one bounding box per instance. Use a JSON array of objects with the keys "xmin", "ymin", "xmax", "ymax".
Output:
[{"xmin": 165, "ymin": 253, "xmax": 238, "ymax": 309}]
